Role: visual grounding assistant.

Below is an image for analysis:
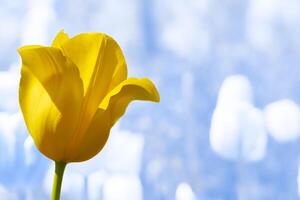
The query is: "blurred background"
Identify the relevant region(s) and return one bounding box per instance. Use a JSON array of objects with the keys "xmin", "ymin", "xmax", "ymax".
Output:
[{"xmin": 1, "ymin": 0, "xmax": 300, "ymax": 199}]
